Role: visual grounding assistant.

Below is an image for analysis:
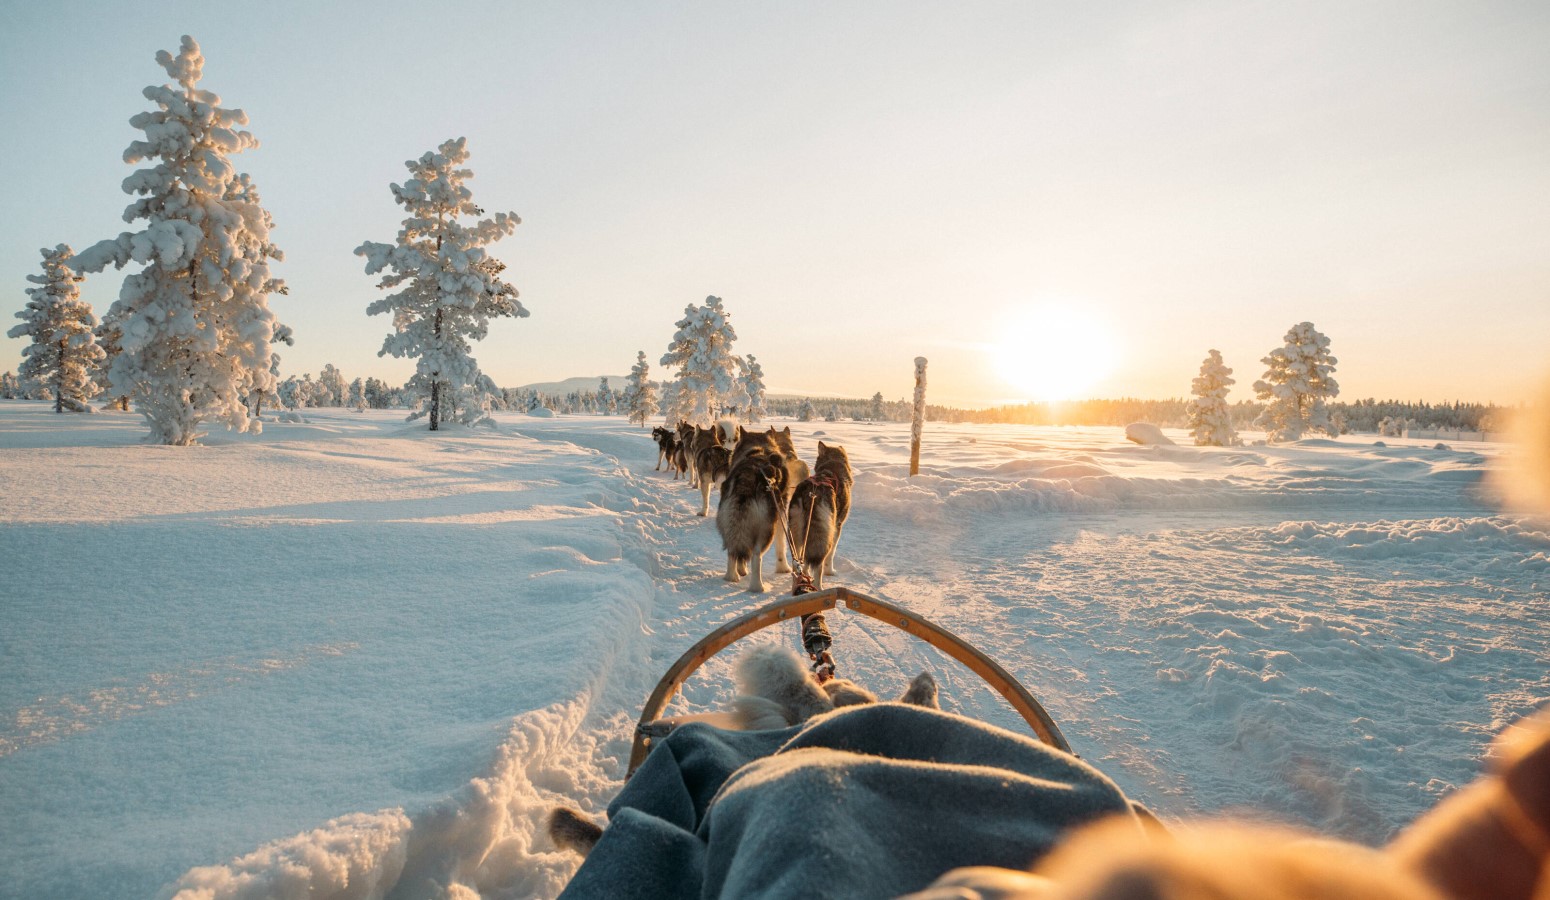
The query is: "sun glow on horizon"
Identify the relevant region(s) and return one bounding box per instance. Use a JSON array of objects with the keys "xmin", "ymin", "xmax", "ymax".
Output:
[{"xmin": 989, "ymin": 305, "xmax": 1119, "ymax": 402}]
